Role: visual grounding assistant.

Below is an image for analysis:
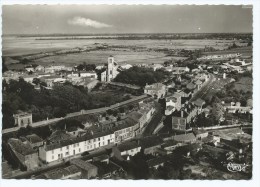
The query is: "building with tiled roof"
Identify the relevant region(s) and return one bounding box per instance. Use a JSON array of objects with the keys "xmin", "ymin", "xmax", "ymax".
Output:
[
  {"xmin": 114, "ymin": 141, "xmax": 141, "ymax": 158},
  {"xmin": 70, "ymin": 159, "xmax": 98, "ymax": 179},
  {"xmin": 25, "ymin": 134, "xmax": 43, "ymax": 148},
  {"xmin": 144, "ymin": 83, "xmax": 166, "ymax": 98},
  {"xmin": 172, "ymin": 104, "xmax": 198, "ymax": 131},
  {"xmin": 39, "ymin": 115, "xmax": 142, "ymax": 163},
  {"xmin": 173, "ymin": 133, "xmax": 196, "ymax": 143},
  {"xmin": 8, "ymin": 138, "xmax": 38, "ymax": 170},
  {"xmin": 40, "ymin": 165, "xmax": 81, "ymax": 179}
]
